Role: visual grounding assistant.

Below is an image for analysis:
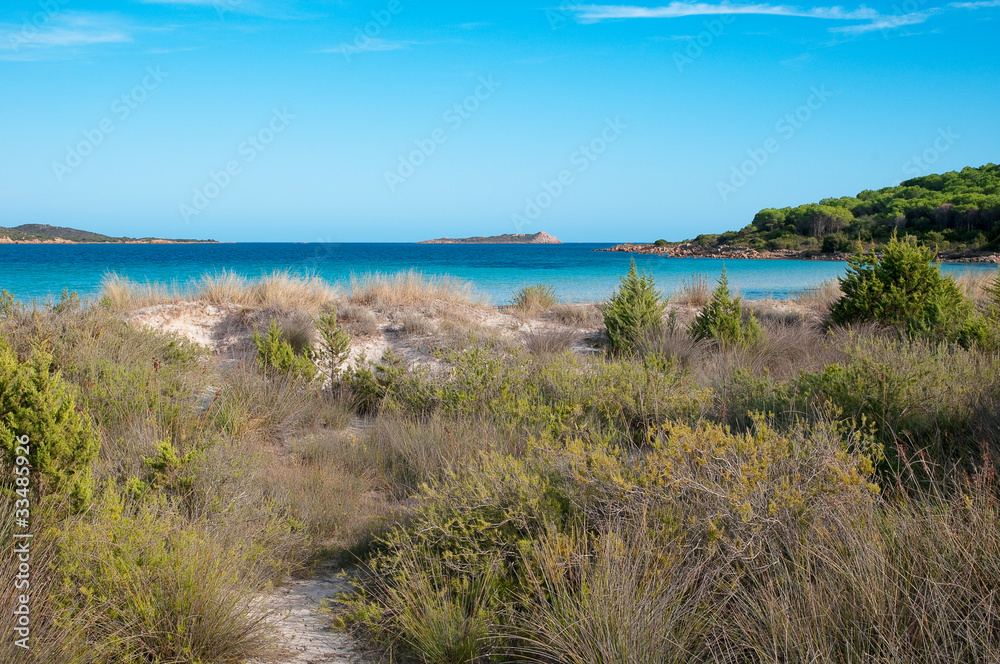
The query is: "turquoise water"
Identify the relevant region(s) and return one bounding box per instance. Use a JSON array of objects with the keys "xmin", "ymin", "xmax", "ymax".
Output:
[{"xmin": 0, "ymin": 243, "xmax": 995, "ymax": 305}]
